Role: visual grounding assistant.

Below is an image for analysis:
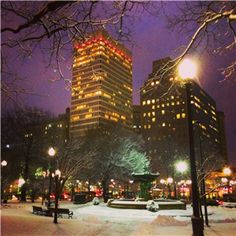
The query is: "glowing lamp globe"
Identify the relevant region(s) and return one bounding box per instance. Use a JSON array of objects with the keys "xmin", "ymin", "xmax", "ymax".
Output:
[
  {"xmin": 48, "ymin": 147, "xmax": 56, "ymax": 157},
  {"xmin": 176, "ymin": 161, "xmax": 188, "ymax": 173},
  {"xmin": 178, "ymin": 58, "xmax": 197, "ymax": 79},
  {"xmin": 223, "ymin": 167, "xmax": 231, "ymax": 176},
  {"xmin": 1, "ymin": 160, "xmax": 7, "ymax": 167},
  {"xmin": 160, "ymin": 179, "xmax": 165, "ymax": 184},
  {"xmin": 167, "ymin": 177, "xmax": 173, "ymax": 184},
  {"xmin": 18, "ymin": 178, "xmax": 25, "ymax": 187}
]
